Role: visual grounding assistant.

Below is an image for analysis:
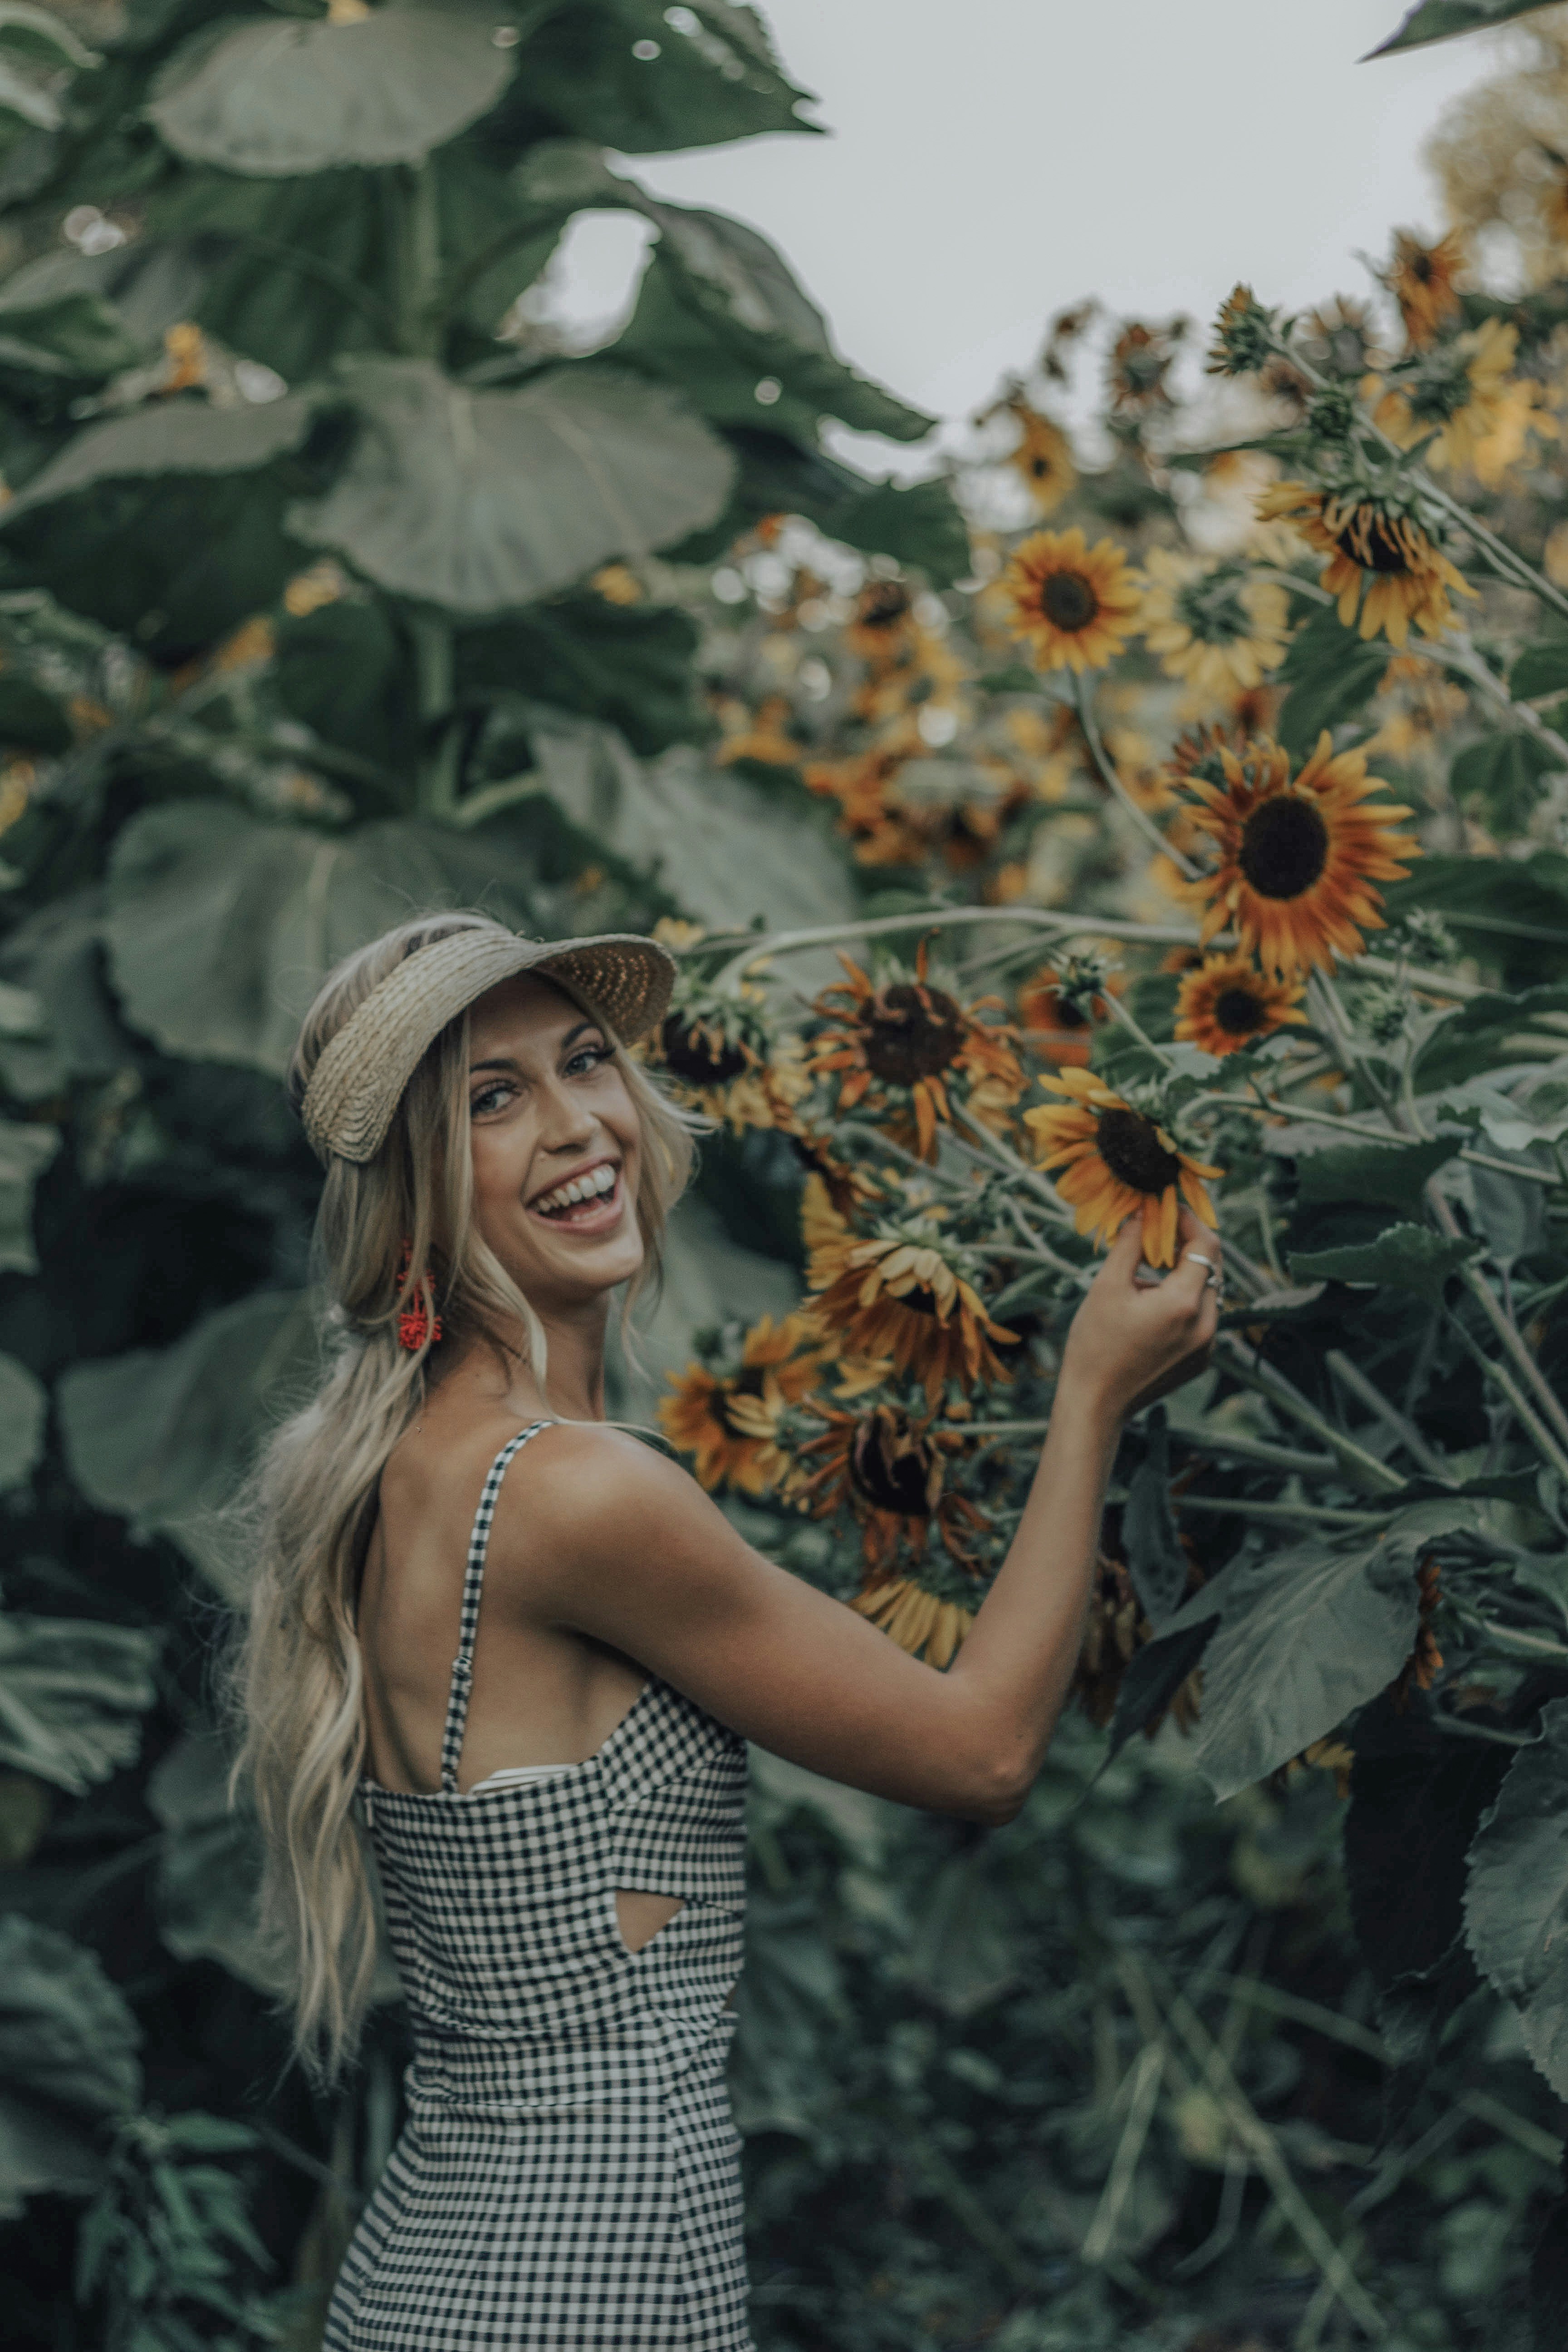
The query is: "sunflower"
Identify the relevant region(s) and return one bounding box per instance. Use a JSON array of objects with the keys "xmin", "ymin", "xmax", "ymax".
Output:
[
  {"xmin": 650, "ymin": 984, "xmax": 795, "ymax": 1132},
  {"xmin": 1107, "ymin": 319, "xmax": 1183, "ymax": 416},
  {"xmin": 1298, "ymin": 298, "xmax": 1386, "ymax": 381},
  {"xmin": 1174, "ymin": 955, "xmax": 1308, "ymax": 1056},
  {"xmin": 658, "ymin": 1313, "xmax": 825, "ymax": 1497},
  {"xmin": 851, "ymin": 1576, "xmax": 975, "ymax": 1668},
  {"xmin": 1024, "ymin": 1070, "xmax": 1221, "ymax": 1267},
  {"xmin": 1005, "ymin": 399, "xmax": 1078, "ymax": 514},
  {"xmin": 1178, "ymin": 730, "xmax": 1419, "ymax": 975},
  {"xmin": 845, "ymin": 578, "xmax": 917, "ymax": 664},
  {"xmin": 805, "ymin": 743, "xmax": 929, "ymax": 868},
  {"xmin": 808, "ymin": 1227, "xmax": 1018, "ymax": 1406},
  {"xmin": 1387, "ymin": 229, "xmax": 1465, "ymax": 347},
  {"xmin": 1140, "ymin": 549, "xmax": 1290, "ymax": 700},
  {"xmin": 1254, "ymin": 481, "xmax": 1473, "ymax": 647},
  {"xmin": 1017, "ymin": 966, "xmax": 1108, "ymax": 1066},
  {"xmin": 805, "ymin": 940, "xmax": 1026, "ymax": 1160},
  {"xmin": 999, "ymin": 528, "xmax": 1144, "ymax": 675},
  {"xmin": 715, "ymin": 694, "xmax": 803, "ymax": 769},
  {"xmin": 1374, "ymin": 317, "xmax": 1519, "ymax": 472},
  {"xmin": 789, "ymin": 1398, "xmax": 986, "ymax": 1585}
]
